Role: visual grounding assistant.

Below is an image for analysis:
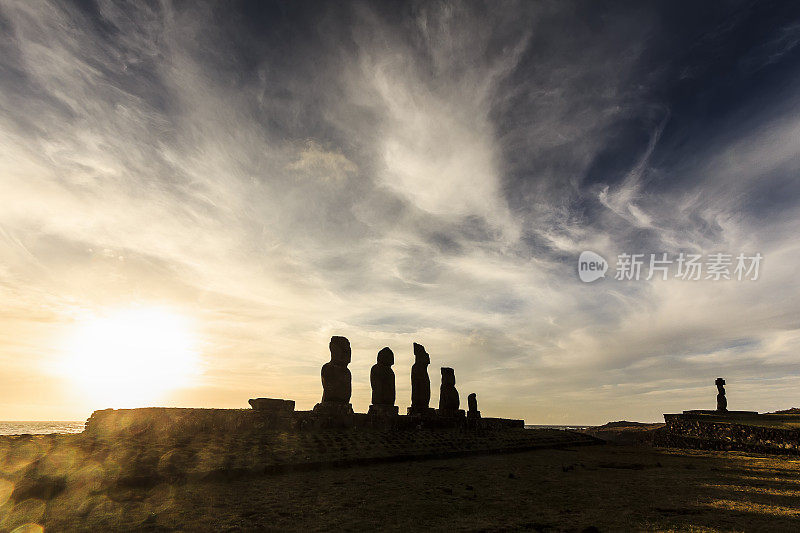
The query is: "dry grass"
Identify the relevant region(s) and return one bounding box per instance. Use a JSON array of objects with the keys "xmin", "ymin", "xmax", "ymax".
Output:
[{"xmin": 4, "ymin": 444, "xmax": 800, "ymax": 531}]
